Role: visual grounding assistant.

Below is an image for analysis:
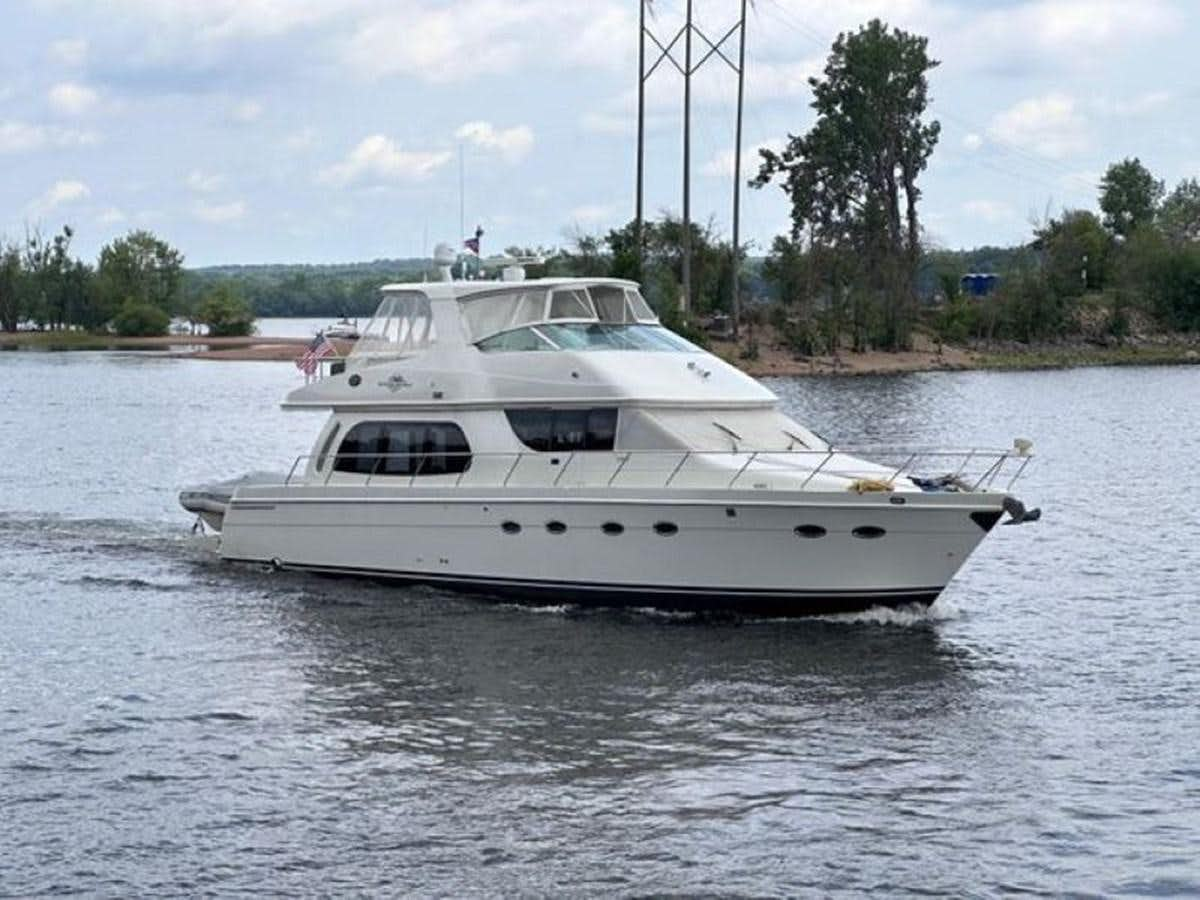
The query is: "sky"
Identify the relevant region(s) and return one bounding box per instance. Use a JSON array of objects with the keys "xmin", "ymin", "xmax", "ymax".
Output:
[{"xmin": 1, "ymin": 0, "xmax": 1197, "ymax": 267}]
